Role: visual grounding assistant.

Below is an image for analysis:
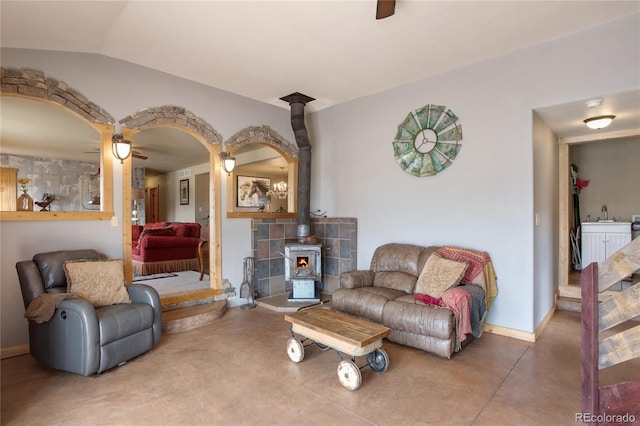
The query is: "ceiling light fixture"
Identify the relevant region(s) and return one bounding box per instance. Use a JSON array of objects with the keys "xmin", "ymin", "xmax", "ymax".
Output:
[
  {"xmin": 272, "ymin": 167, "xmax": 288, "ymax": 199},
  {"xmin": 583, "ymin": 115, "xmax": 616, "ymax": 130},
  {"xmin": 112, "ymin": 134, "xmax": 132, "ymax": 164},
  {"xmin": 220, "ymin": 151, "xmax": 236, "ymax": 175}
]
